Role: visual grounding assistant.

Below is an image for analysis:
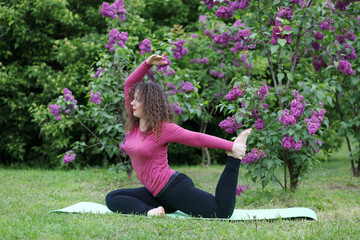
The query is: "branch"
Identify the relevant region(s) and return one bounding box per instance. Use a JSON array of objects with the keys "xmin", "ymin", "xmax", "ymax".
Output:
[
  {"xmin": 263, "ymin": 43, "xmax": 278, "ymax": 92},
  {"xmin": 74, "ymin": 117, "xmax": 103, "ymax": 145}
]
